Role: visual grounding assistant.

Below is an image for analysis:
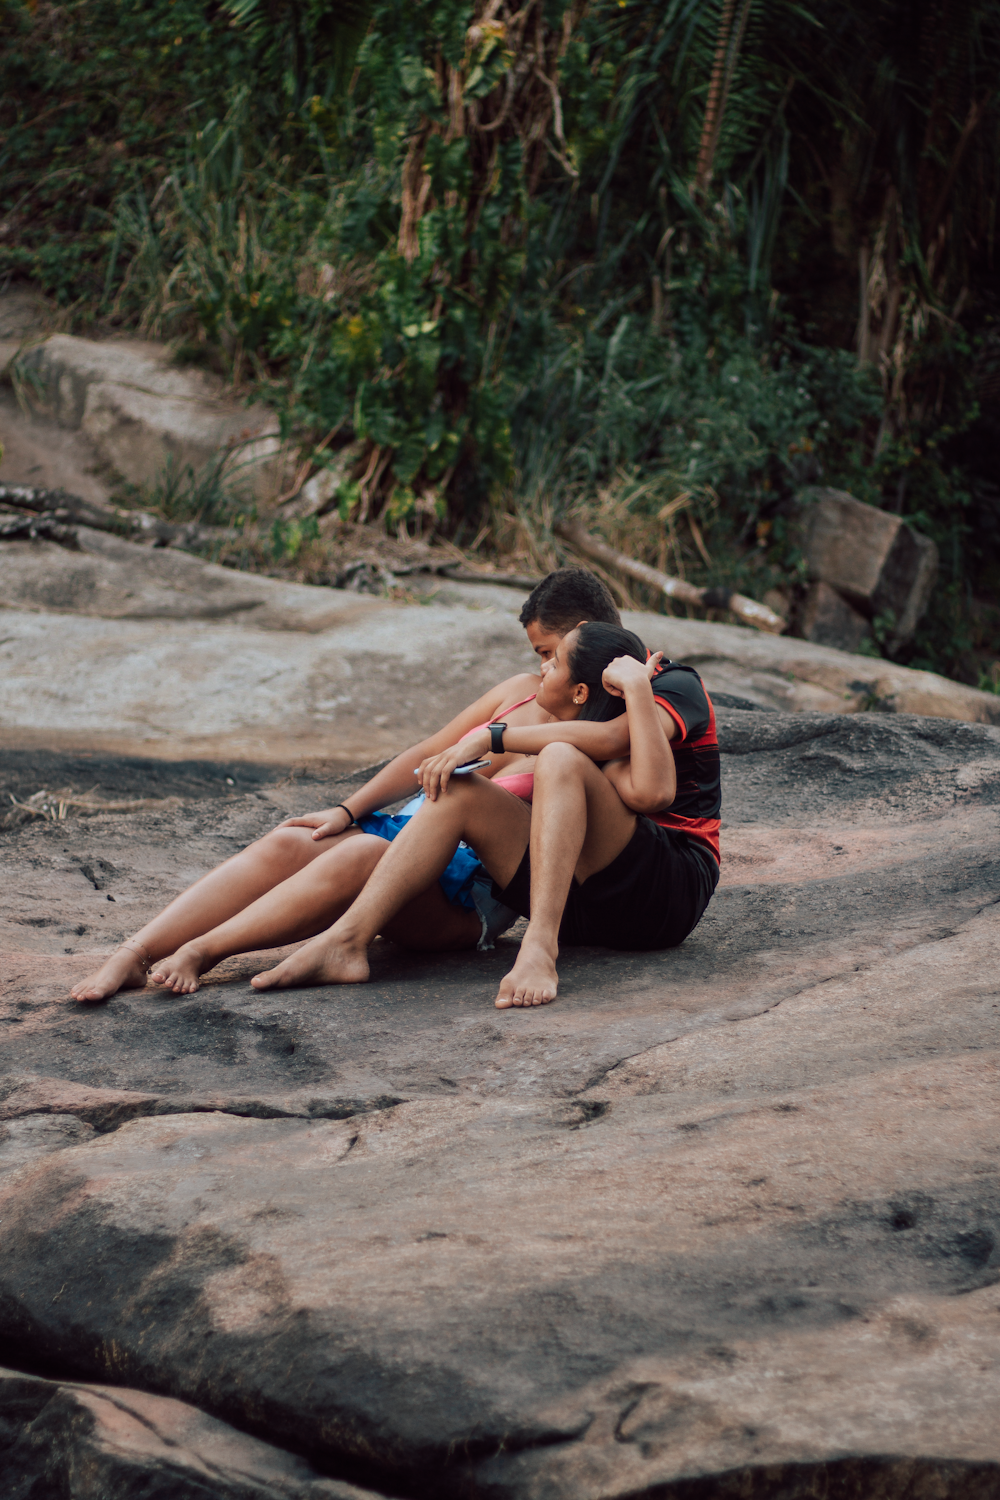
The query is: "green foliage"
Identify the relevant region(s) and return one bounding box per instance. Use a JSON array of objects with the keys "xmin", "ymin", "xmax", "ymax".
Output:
[
  {"xmin": 5, "ymin": 0, "xmax": 1000, "ymax": 682},
  {"xmin": 0, "ymin": 0, "xmax": 254, "ymax": 302}
]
